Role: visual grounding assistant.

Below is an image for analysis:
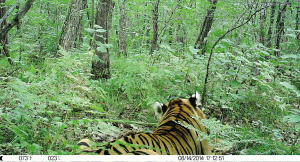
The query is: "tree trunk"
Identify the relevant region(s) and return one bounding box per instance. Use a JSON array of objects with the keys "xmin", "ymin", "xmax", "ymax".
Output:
[
  {"xmin": 201, "ymin": 6, "xmax": 265, "ymax": 105},
  {"xmin": 149, "ymin": 0, "xmax": 160, "ymax": 55},
  {"xmin": 274, "ymin": 0, "xmax": 289, "ymax": 56},
  {"xmin": 108, "ymin": 1, "xmax": 115, "ymax": 30},
  {"xmin": 0, "ymin": 0, "xmax": 10, "ymax": 64},
  {"xmin": 0, "ymin": 0, "xmax": 35, "ymax": 40},
  {"xmin": 118, "ymin": 0, "xmax": 127, "ymax": 57},
  {"xmin": 296, "ymin": 6, "xmax": 300, "ymax": 44},
  {"xmin": 0, "ymin": 0, "xmax": 8, "ymax": 56},
  {"xmin": 266, "ymin": 1, "xmax": 276, "ymax": 48},
  {"xmin": 91, "ymin": 0, "xmax": 113, "ymax": 80},
  {"xmin": 174, "ymin": 0, "xmax": 186, "ymax": 50},
  {"xmin": 175, "ymin": 24, "xmax": 187, "ymax": 49},
  {"xmin": 0, "ymin": 0, "xmax": 34, "ymax": 65},
  {"xmin": 89, "ymin": 0, "xmax": 95, "ymax": 47},
  {"xmin": 194, "ymin": 0, "xmax": 218, "ymax": 55},
  {"xmin": 259, "ymin": 1, "xmax": 266, "ymax": 45},
  {"xmin": 58, "ymin": 0, "xmax": 87, "ymax": 51},
  {"xmin": 168, "ymin": 26, "xmax": 173, "ymax": 45}
]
